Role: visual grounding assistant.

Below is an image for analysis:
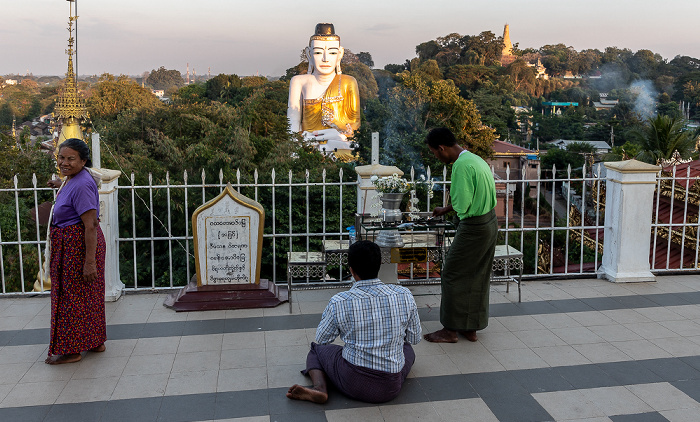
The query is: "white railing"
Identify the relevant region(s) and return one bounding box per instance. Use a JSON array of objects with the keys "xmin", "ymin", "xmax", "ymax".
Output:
[
  {"xmin": 0, "ymin": 175, "xmax": 55, "ymax": 295},
  {"xmin": 651, "ymin": 165, "xmax": 700, "ymax": 271},
  {"xmin": 117, "ymin": 168, "xmax": 356, "ymax": 290},
  {"xmin": 498, "ymin": 163, "xmax": 604, "ymax": 277},
  {"xmin": 1, "ymin": 163, "xmax": 698, "ymax": 296}
]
